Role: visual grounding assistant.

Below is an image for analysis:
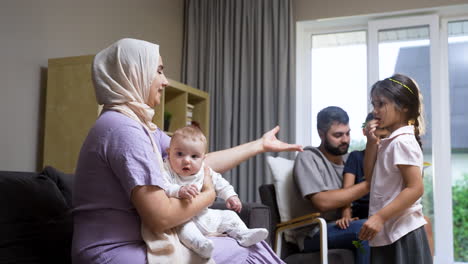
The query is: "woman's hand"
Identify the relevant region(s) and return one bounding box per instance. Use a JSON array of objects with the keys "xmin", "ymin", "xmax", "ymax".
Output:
[
  {"xmin": 261, "ymin": 126, "xmax": 303, "ymax": 153},
  {"xmin": 226, "ymin": 196, "xmax": 242, "ymax": 213},
  {"xmin": 205, "ymin": 126, "xmax": 302, "ymax": 173},
  {"xmin": 358, "ymin": 214, "xmax": 385, "ymax": 241},
  {"xmin": 201, "ymin": 165, "xmax": 216, "ymax": 204},
  {"xmin": 178, "ymin": 184, "xmax": 199, "ymax": 200}
]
